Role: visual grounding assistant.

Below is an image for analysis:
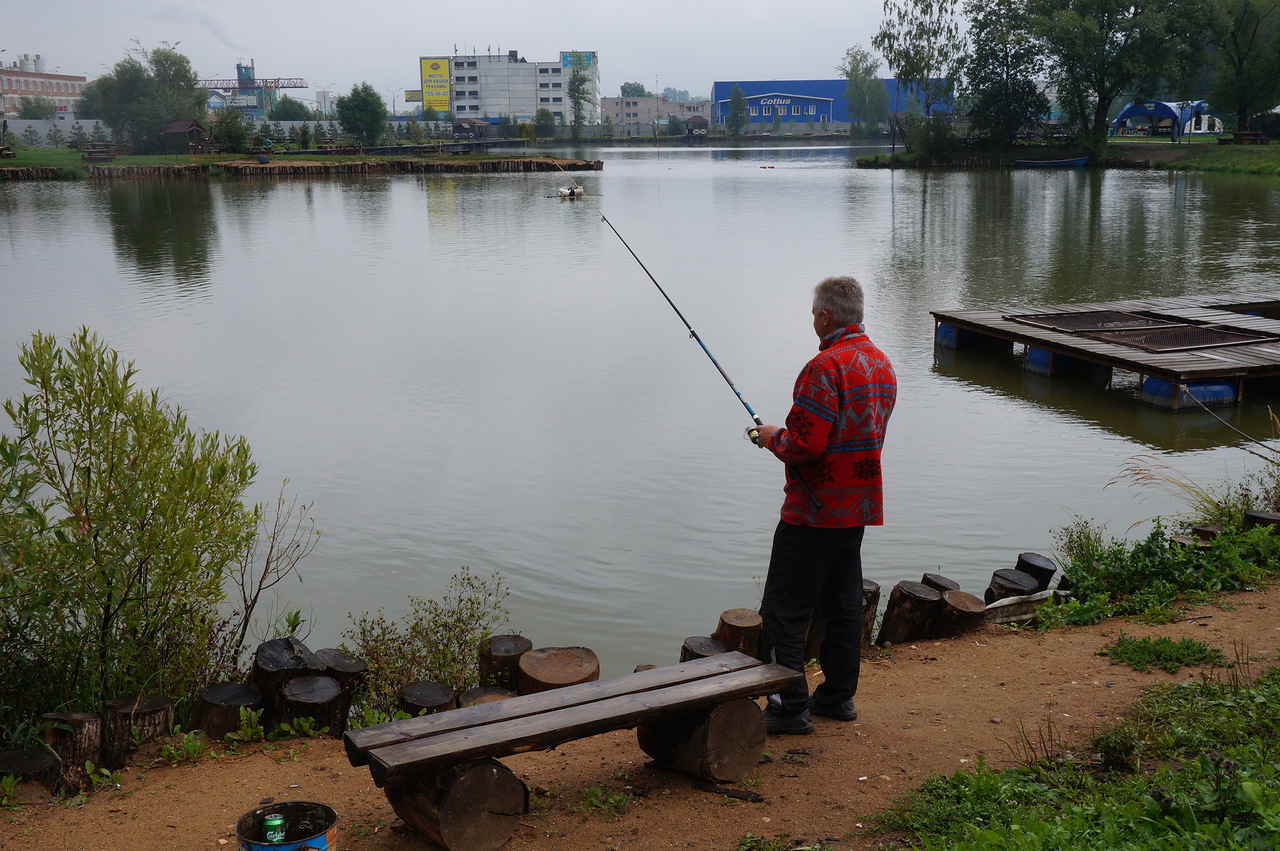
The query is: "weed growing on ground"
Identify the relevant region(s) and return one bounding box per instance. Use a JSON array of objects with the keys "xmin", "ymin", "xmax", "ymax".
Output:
[
  {"xmin": 568, "ymin": 785, "xmax": 631, "ymax": 818},
  {"xmin": 737, "ymin": 833, "xmax": 833, "ymax": 850},
  {"xmin": 224, "ymin": 706, "xmax": 265, "ymax": 743},
  {"xmin": 1098, "ymin": 632, "xmax": 1226, "ymax": 674},
  {"xmin": 0, "ymin": 775, "xmax": 19, "ymax": 807},
  {"xmin": 156, "ymin": 731, "xmax": 210, "ymax": 765},
  {"xmin": 269, "ymin": 717, "xmax": 327, "ymax": 740}
]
